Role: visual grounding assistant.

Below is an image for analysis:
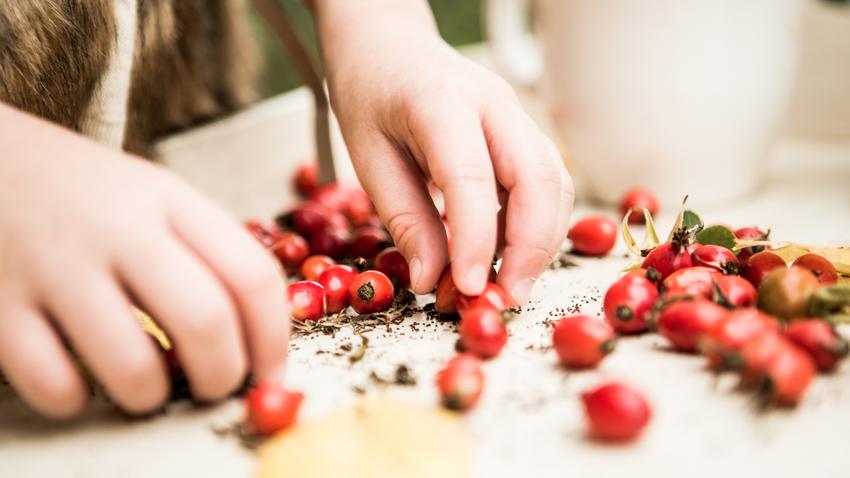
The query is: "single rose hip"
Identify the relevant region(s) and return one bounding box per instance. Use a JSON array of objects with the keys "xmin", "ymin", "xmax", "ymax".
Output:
[
  {"xmin": 657, "ymin": 299, "xmax": 728, "ymax": 352},
  {"xmin": 435, "ymin": 266, "xmax": 460, "ymax": 315},
  {"xmin": 309, "ymin": 226, "xmax": 352, "ymax": 260},
  {"xmin": 792, "ymin": 253, "xmax": 838, "ymax": 285},
  {"xmin": 642, "ymin": 240, "xmax": 693, "ymax": 281},
  {"xmin": 457, "ymin": 282, "xmax": 512, "ymax": 317},
  {"xmin": 244, "ymin": 220, "xmax": 277, "ymax": 248},
  {"xmin": 318, "ymin": 265, "xmax": 357, "ymax": 314},
  {"xmin": 350, "ymin": 225, "xmax": 391, "ymax": 259},
  {"xmin": 702, "ymin": 308, "xmax": 780, "ymax": 369},
  {"xmin": 459, "ymin": 307, "xmax": 509, "ymax": 359},
  {"xmin": 311, "ymin": 183, "xmax": 370, "ymax": 213},
  {"xmin": 271, "ymin": 231, "xmax": 309, "ymax": 275},
  {"xmin": 714, "ymin": 275, "xmax": 758, "ymax": 308},
  {"xmin": 620, "ymin": 187, "xmax": 659, "ymax": 224},
  {"xmin": 340, "ymin": 194, "xmax": 376, "ymax": 227},
  {"xmin": 742, "ymin": 251, "xmax": 786, "ymax": 288},
  {"xmin": 552, "ymin": 315, "xmax": 616, "ymax": 368},
  {"xmin": 568, "ymin": 216, "xmax": 618, "ymax": 257},
  {"xmin": 436, "ymin": 353, "xmax": 485, "ymax": 411},
  {"xmin": 692, "ymin": 245, "xmax": 740, "ymax": 275},
  {"xmin": 300, "ymin": 255, "xmax": 336, "ymax": 282},
  {"xmin": 785, "ymin": 319, "xmax": 849, "ymax": 372},
  {"xmin": 603, "ymin": 272, "xmax": 659, "ymax": 334},
  {"xmin": 737, "ymin": 332, "xmax": 786, "ymax": 386},
  {"xmin": 349, "ymin": 270, "xmax": 395, "ymax": 314},
  {"xmin": 582, "ymin": 382, "xmax": 652, "ymax": 441},
  {"xmin": 293, "ymin": 162, "xmax": 318, "ymax": 198},
  {"xmin": 661, "ymin": 266, "xmax": 724, "ymax": 301},
  {"xmin": 277, "ymin": 201, "xmax": 334, "ymax": 239},
  {"xmin": 374, "ymin": 247, "xmax": 411, "ymax": 290},
  {"xmin": 757, "ymin": 267, "xmax": 820, "ymax": 321},
  {"xmin": 245, "ymin": 382, "xmax": 304, "ymax": 436},
  {"xmin": 756, "ymin": 343, "xmax": 816, "ymax": 406},
  {"xmin": 287, "ymin": 281, "xmax": 325, "ymax": 321},
  {"xmin": 735, "ymin": 226, "xmax": 770, "ymax": 263}
]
